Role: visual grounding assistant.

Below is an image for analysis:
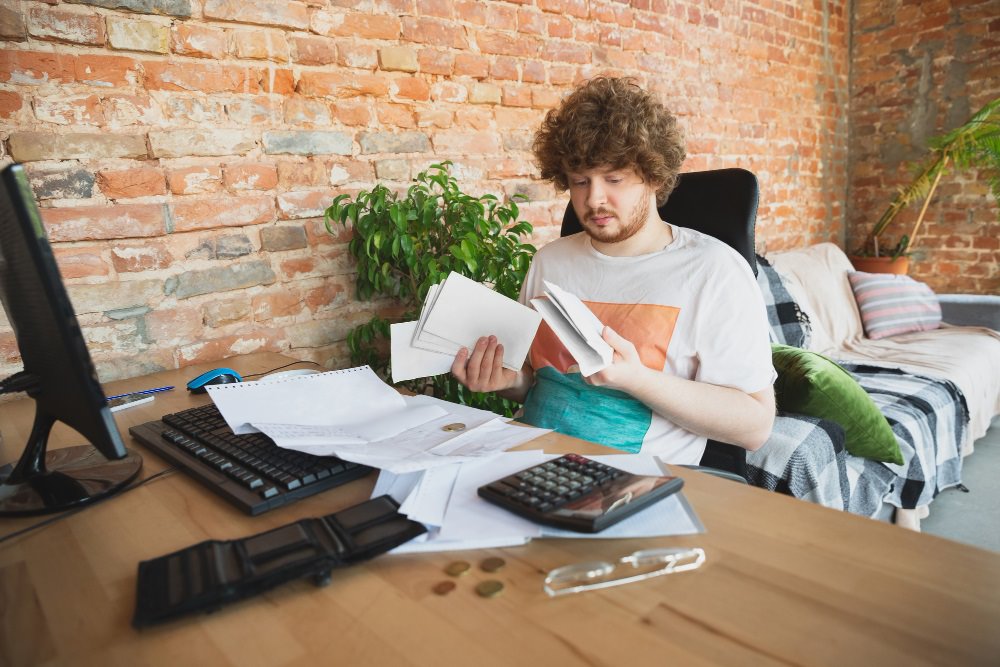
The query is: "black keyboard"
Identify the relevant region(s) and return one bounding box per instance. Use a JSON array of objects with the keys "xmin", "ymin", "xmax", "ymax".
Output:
[{"xmin": 129, "ymin": 404, "xmax": 372, "ymax": 515}]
